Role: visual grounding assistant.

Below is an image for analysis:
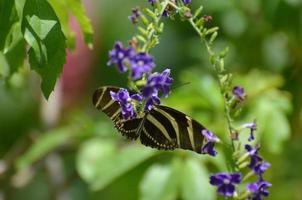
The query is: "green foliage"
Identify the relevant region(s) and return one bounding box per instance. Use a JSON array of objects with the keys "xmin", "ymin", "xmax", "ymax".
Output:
[
  {"xmin": 234, "ymin": 70, "xmax": 292, "ymax": 153},
  {"xmin": 0, "ymin": 0, "xmax": 18, "ymax": 51},
  {"xmin": 77, "ymin": 139, "xmax": 157, "ymax": 191},
  {"xmin": 66, "ymin": 0, "xmax": 93, "ymax": 48},
  {"xmin": 0, "ymin": 0, "xmax": 300, "ymax": 199},
  {"xmin": 0, "ymin": 0, "xmax": 93, "ymax": 98},
  {"xmin": 48, "ymin": 0, "xmax": 94, "ymax": 49},
  {"xmin": 21, "ymin": 0, "xmax": 66, "ymax": 98},
  {"xmin": 16, "ymin": 127, "xmax": 72, "ymax": 170},
  {"xmin": 139, "ymin": 157, "xmax": 216, "ymax": 200},
  {"xmin": 180, "ymin": 158, "xmax": 215, "ymax": 200}
]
